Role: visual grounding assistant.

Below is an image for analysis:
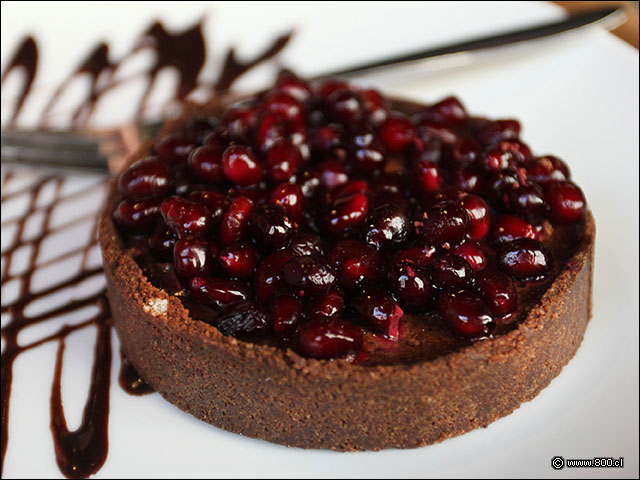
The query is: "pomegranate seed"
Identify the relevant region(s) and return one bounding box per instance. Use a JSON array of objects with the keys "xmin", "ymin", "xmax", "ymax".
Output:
[
  {"xmin": 387, "ymin": 262, "xmax": 433, "ymax": 311},
  {"xmin": 329, "ymin": 240, "xmax": 385, "ymax": 290},
  {"xmin": 505, "ymin": 182, "xmax": 547, "ymax": 223},
  {"xmin": 379, "ymin": 114, "xmax": 415, "ymax": 153},
  {"xmin": 415, "ymin": 200, "xmax": 468, "ymax": 248},
  {"xmin": 223, "ymin": 105, "xmax": 259, "ymax": 141},
  {"xmin": 218, "ymin": 242, "xmax": 259, "ymax": 279},
  {"xmin": 427, "ymin": 96, "xmax": 467, "ymax": 127},
  {"xmin": 269, "ymin": 183, "xmax": 304, "ymax": 222},
  {"xmin": 219, "ymin": 196, "xmax": 254, "ymax": 246},
  {"xmin": 282, "ymin": 254, "xmax": 336, "ymax": 297},
  {"xmin": 254, "ymin": 248, "xmax": 295, "ymax": 302},
  {"xmin": 189, "ymin": 276, "xmax": 249, "ymax": 310},
  {"xmin": 414, "ymin": 160, "xmax": 443, "ymax": 194},
  {"xmin": 275, "ymin": 72, "xmax": 311, "ymax": 102},
  {"xmin": 489, "ymin": 214, "xmax": 538, "ymax": 245},
  {"xmin": 460, "ymin": 194, "xmax": 490, "ymax": 240},
  {"xmin": 289, "ymin": 233, "xmax": 325, "ymax": 257},
  {"xmin": 295, "ymin": 318, "xmax": 363, "ymax": 359},
  {"xmin": 271, "ymin": 293, "xmax": 304, "ymax": 337},
  {"xmin": 216, "ymin": 301, "xmax": 270, "ymax": 337},
  {"xmin": 355, "ymin": 288, "xmax": 403, "ymax": 340},
  {"xmin": 430, "ymin": 254, "xmax": 475, "ymax": 289},
  {"xmin": 393, "ymin": 245, "xmax": 436, "ymax": 268},
  {"xmin": 498, "ymin": 238, "xmax": 553, "ymax": 281},
  {"xmin": 452, "ymin": 166, "xmax": 484, "ymax": 195},
  {"xmin": 452, "ymin": 240, "xmax": 487, "ymax": 272},
  {"xmin": 363, "ymin": 204, "xmax": 410, "ymax": 250},
  {"xmin": 324, "ymin": 191, "xmax": 369, "ymax": 237},
  {"xmin": 188, "ymin": 190, "xmax": 226, "ymax": 225},
  {"xmin": 148, "ymin": 224, "xmax": 177, "ymax": 260},
  {"xmin": 476, "ymin": 119, "xmax": 521, "ymax": 145},
  {"xmin": 250, "ymin": 203, "xmax": 297, "ymax": 249},
  {"xmin": 526, "ymin": 155, "xmax": 570, "ymax": 184},
  {"xmin": 188, "ymin": 145, "xmax": 224, "ymax": 183},
  {"xmin": 173, "ymin": 238, "xmax": 213, "ymax": 279},
  {"xmin": 160, "ymin": 196, "xmax": 212, "ymax": 238},
  {"xmin": 475, "ymin": 270, "xmax": 518, "ymax": 316},
  {"xmin": 221, "ymin": 145, "xmax": 264, "ymax": 186},
  {"xmin": 265, "ymin": 141, "xmax": 301, "ymax": 183},
  {"xmin": 329, "ymin": 89, "xmax": 365, "ymax": 125},
  {"xmin": 113, "ymin": 198, "xmax": 160, "ymax": 233},
  {"xmin": 261, "ymin": 91, "xmax": 304, "ymax": 122},
  {"xmin": 117, "ymin": 156, "xmax": 172, "ymax": 199},
  {"xmin": 155, "ymin": 132, "xmax": 194, "ymax": 166},
  {"xmin": 307, "ymin": 289, "xmax": 345, "ymax": 319},
  {"xmin": 437, "ymin": 289, "xmax": 495, "ymax": 338},
  {"xmin": 544, "ymin": 181, "xmax": 586, "ymax": 223}
]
